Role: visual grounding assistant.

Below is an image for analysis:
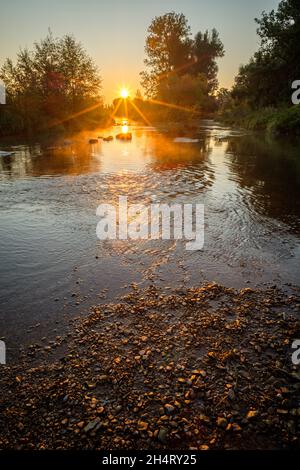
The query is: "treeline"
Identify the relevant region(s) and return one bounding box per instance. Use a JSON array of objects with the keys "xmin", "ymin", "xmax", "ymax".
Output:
[
  {"xmin": 0, "ymin": 13, "xmax": 224, "ymax": 135},
  {"xmin": 2, "ymin": 2, "xmax": 298, "ymax": 136},
  {"xmin": 0, "ymin": 32, "xmax": 106, "ymax": 137},
  {"xmin": 219, "ymin": 0, "xmax": 300, "ymax": 135}
]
